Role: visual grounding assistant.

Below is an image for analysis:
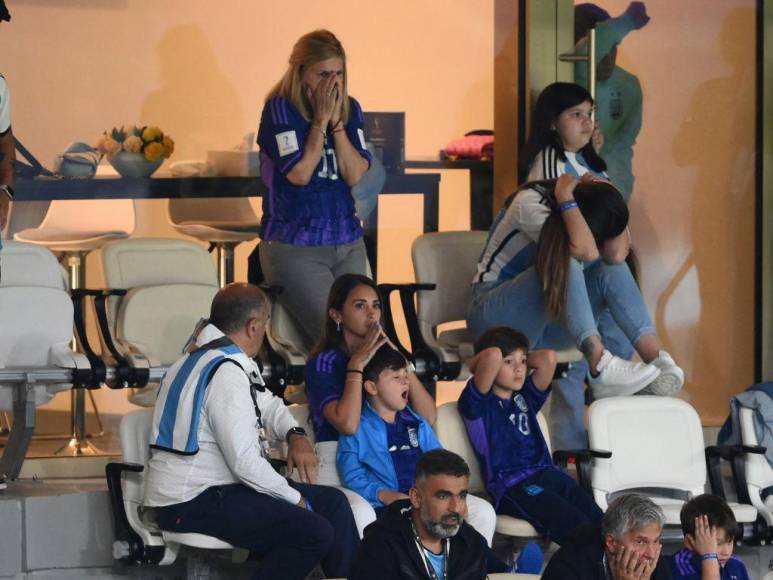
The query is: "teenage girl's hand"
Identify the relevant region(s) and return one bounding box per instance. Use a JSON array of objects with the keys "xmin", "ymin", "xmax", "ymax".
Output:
[
  {"xmin": 348, "ymin": 324, "xmax": 388, "ymax": 370},
  {"xmin": 554, "ymin": 173, "xmax": 579, "ymax": 204},
  {"xmin": 626, "ymin": 2, "xmax": 651, "ymax": 30},
  {"xmin": 307, "ymin": 74, "xmax": 338, "ymax": 128},
  {"xmin": 591, "ymin": 122, "xmax": 604, "ymax": 153},
  {"xmin": 685, "ymin": 515, "xmax": 719, "ymax": 556}
]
